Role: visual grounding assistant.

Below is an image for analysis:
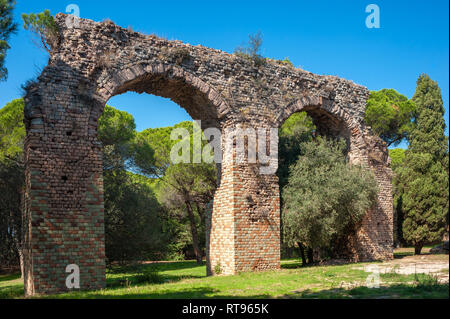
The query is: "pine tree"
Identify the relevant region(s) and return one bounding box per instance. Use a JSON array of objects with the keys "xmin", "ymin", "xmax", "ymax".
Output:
[
  {"xmin": 0, "ymin": 0, "xmax": 17, "ymax": 81},
  {"xmin": 399, "ymin": 74, "xmax": 449, "ymax": 254}
]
